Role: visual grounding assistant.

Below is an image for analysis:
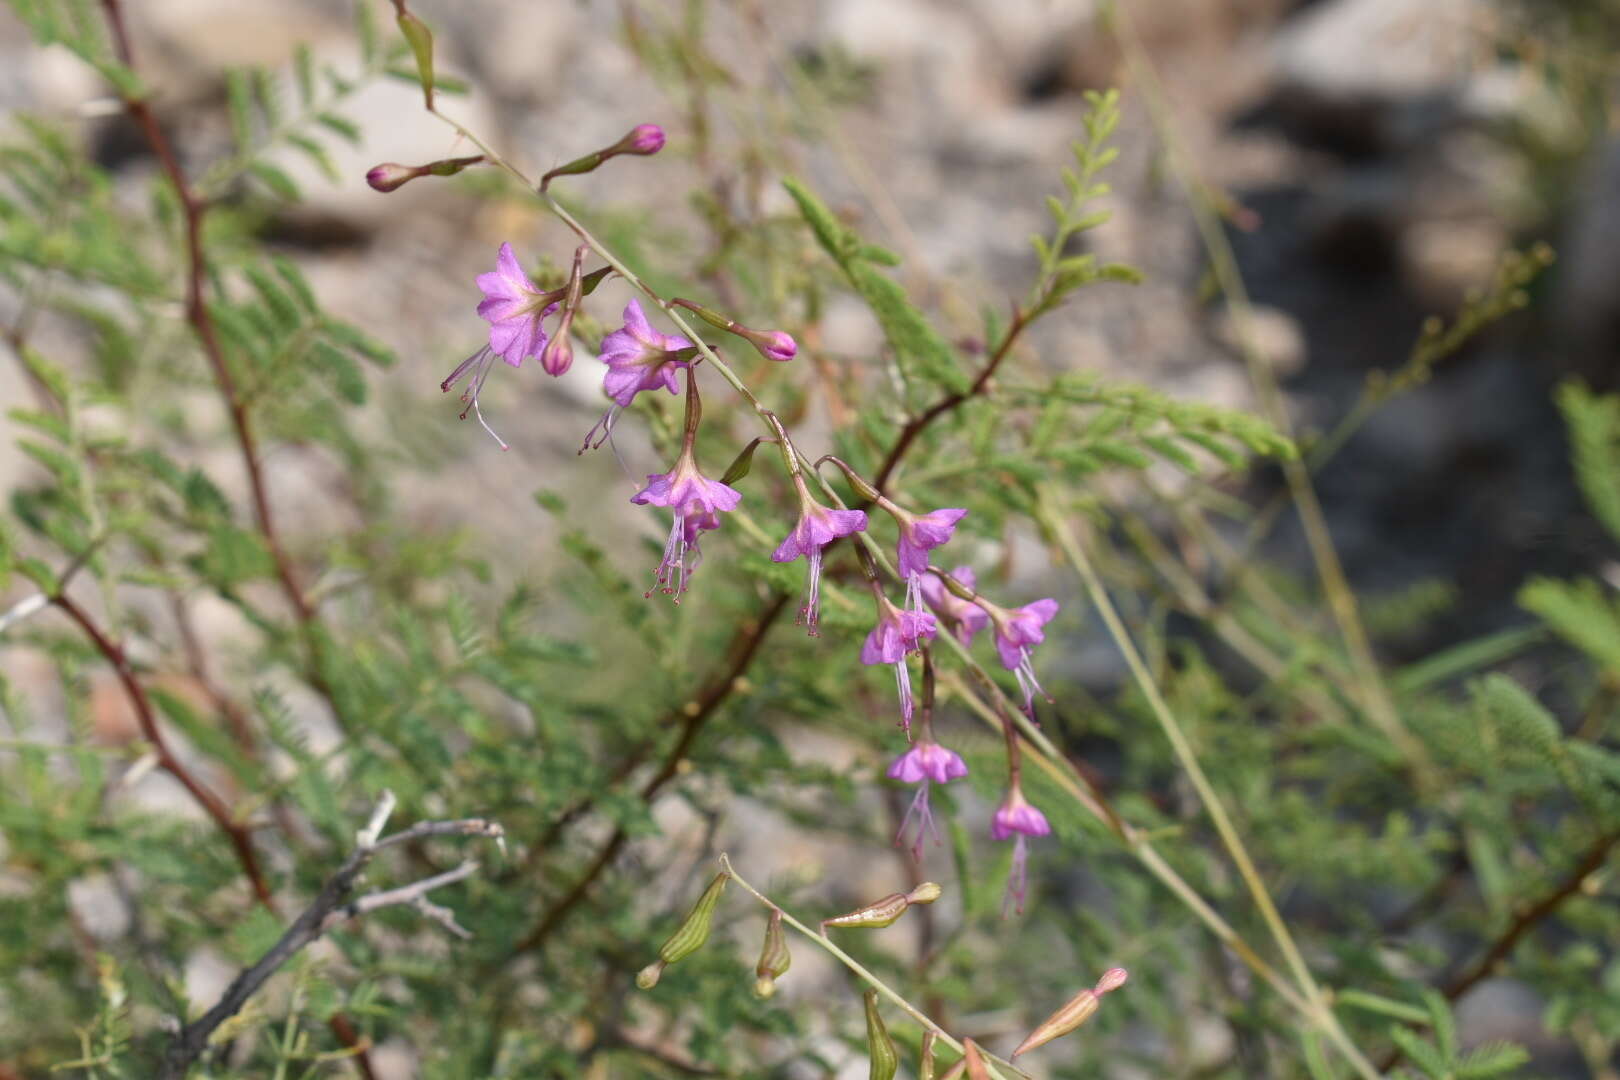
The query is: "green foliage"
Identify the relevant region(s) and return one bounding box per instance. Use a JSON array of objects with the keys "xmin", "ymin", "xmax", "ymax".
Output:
[
  {"xmin": 0, "ymin": 2, "xmax": 1614, "ymax": 1079},
  {"xmin": 1556, "ymin": 380, "xmax": 1620, "ymax": 544},
  {"xmin": 783, "ymin": 175, "xmax": 969, "ymax": 394}
]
